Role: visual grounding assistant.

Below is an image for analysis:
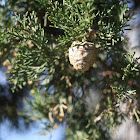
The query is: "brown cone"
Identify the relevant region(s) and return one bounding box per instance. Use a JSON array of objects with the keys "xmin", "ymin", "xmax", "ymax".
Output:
[{"xmin": 69, "ymin": 41, "xmax": 98, "ymax": 71}]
